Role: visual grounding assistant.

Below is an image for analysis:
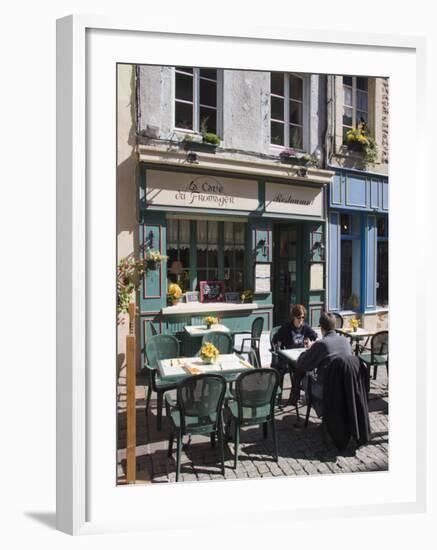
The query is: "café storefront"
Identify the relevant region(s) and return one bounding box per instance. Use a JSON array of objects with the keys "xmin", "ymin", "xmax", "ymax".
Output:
[{"xmin": 138, "ymin": 149, "xmax": 334, "ymax": 360}]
